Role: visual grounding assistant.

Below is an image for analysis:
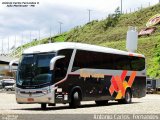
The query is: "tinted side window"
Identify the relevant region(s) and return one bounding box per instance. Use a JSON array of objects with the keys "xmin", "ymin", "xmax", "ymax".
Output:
[
  {"xmin": 72, "ymin": 50, "xmax": 115, "ymax": 71},
  {"xmin": 130, "ymin": 57, "xmax": 145, "ymax": 71},
  {"xmin": 72, "ymin": 50, "xmax": 145, "ymax": 71},
  {"xmin": 57, "ymin": 49, "xmax": 73, "ymax": 70},
  {"xmin": 54, "ymin": 49, "xmax": 73, "ymax": 82},
  {"xmin": 113, "ymin": 55, "xmax": 131, "ymax": 70},
  {"xmin": 113, "ymin": 55, "xmax": 145, "ymax": 71}
]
